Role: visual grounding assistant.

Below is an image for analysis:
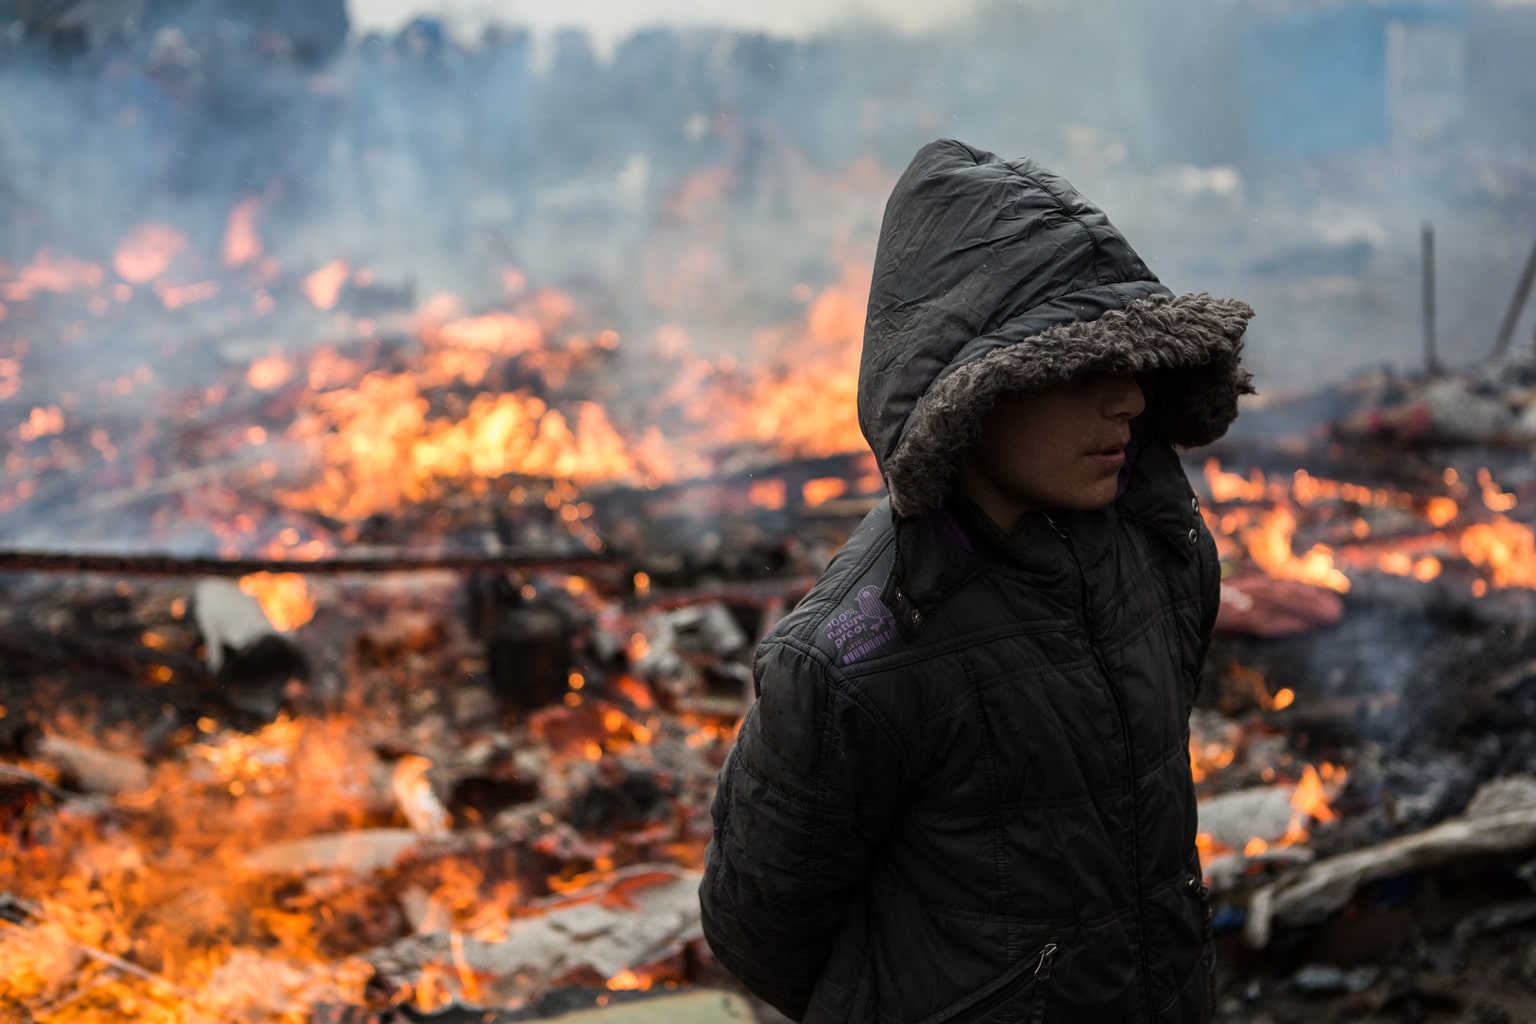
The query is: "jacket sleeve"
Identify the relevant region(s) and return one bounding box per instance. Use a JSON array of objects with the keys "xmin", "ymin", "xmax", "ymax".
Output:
[{"xmin": 699, "ymin": 635, "xmax": 905, "ymax": 1021}]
